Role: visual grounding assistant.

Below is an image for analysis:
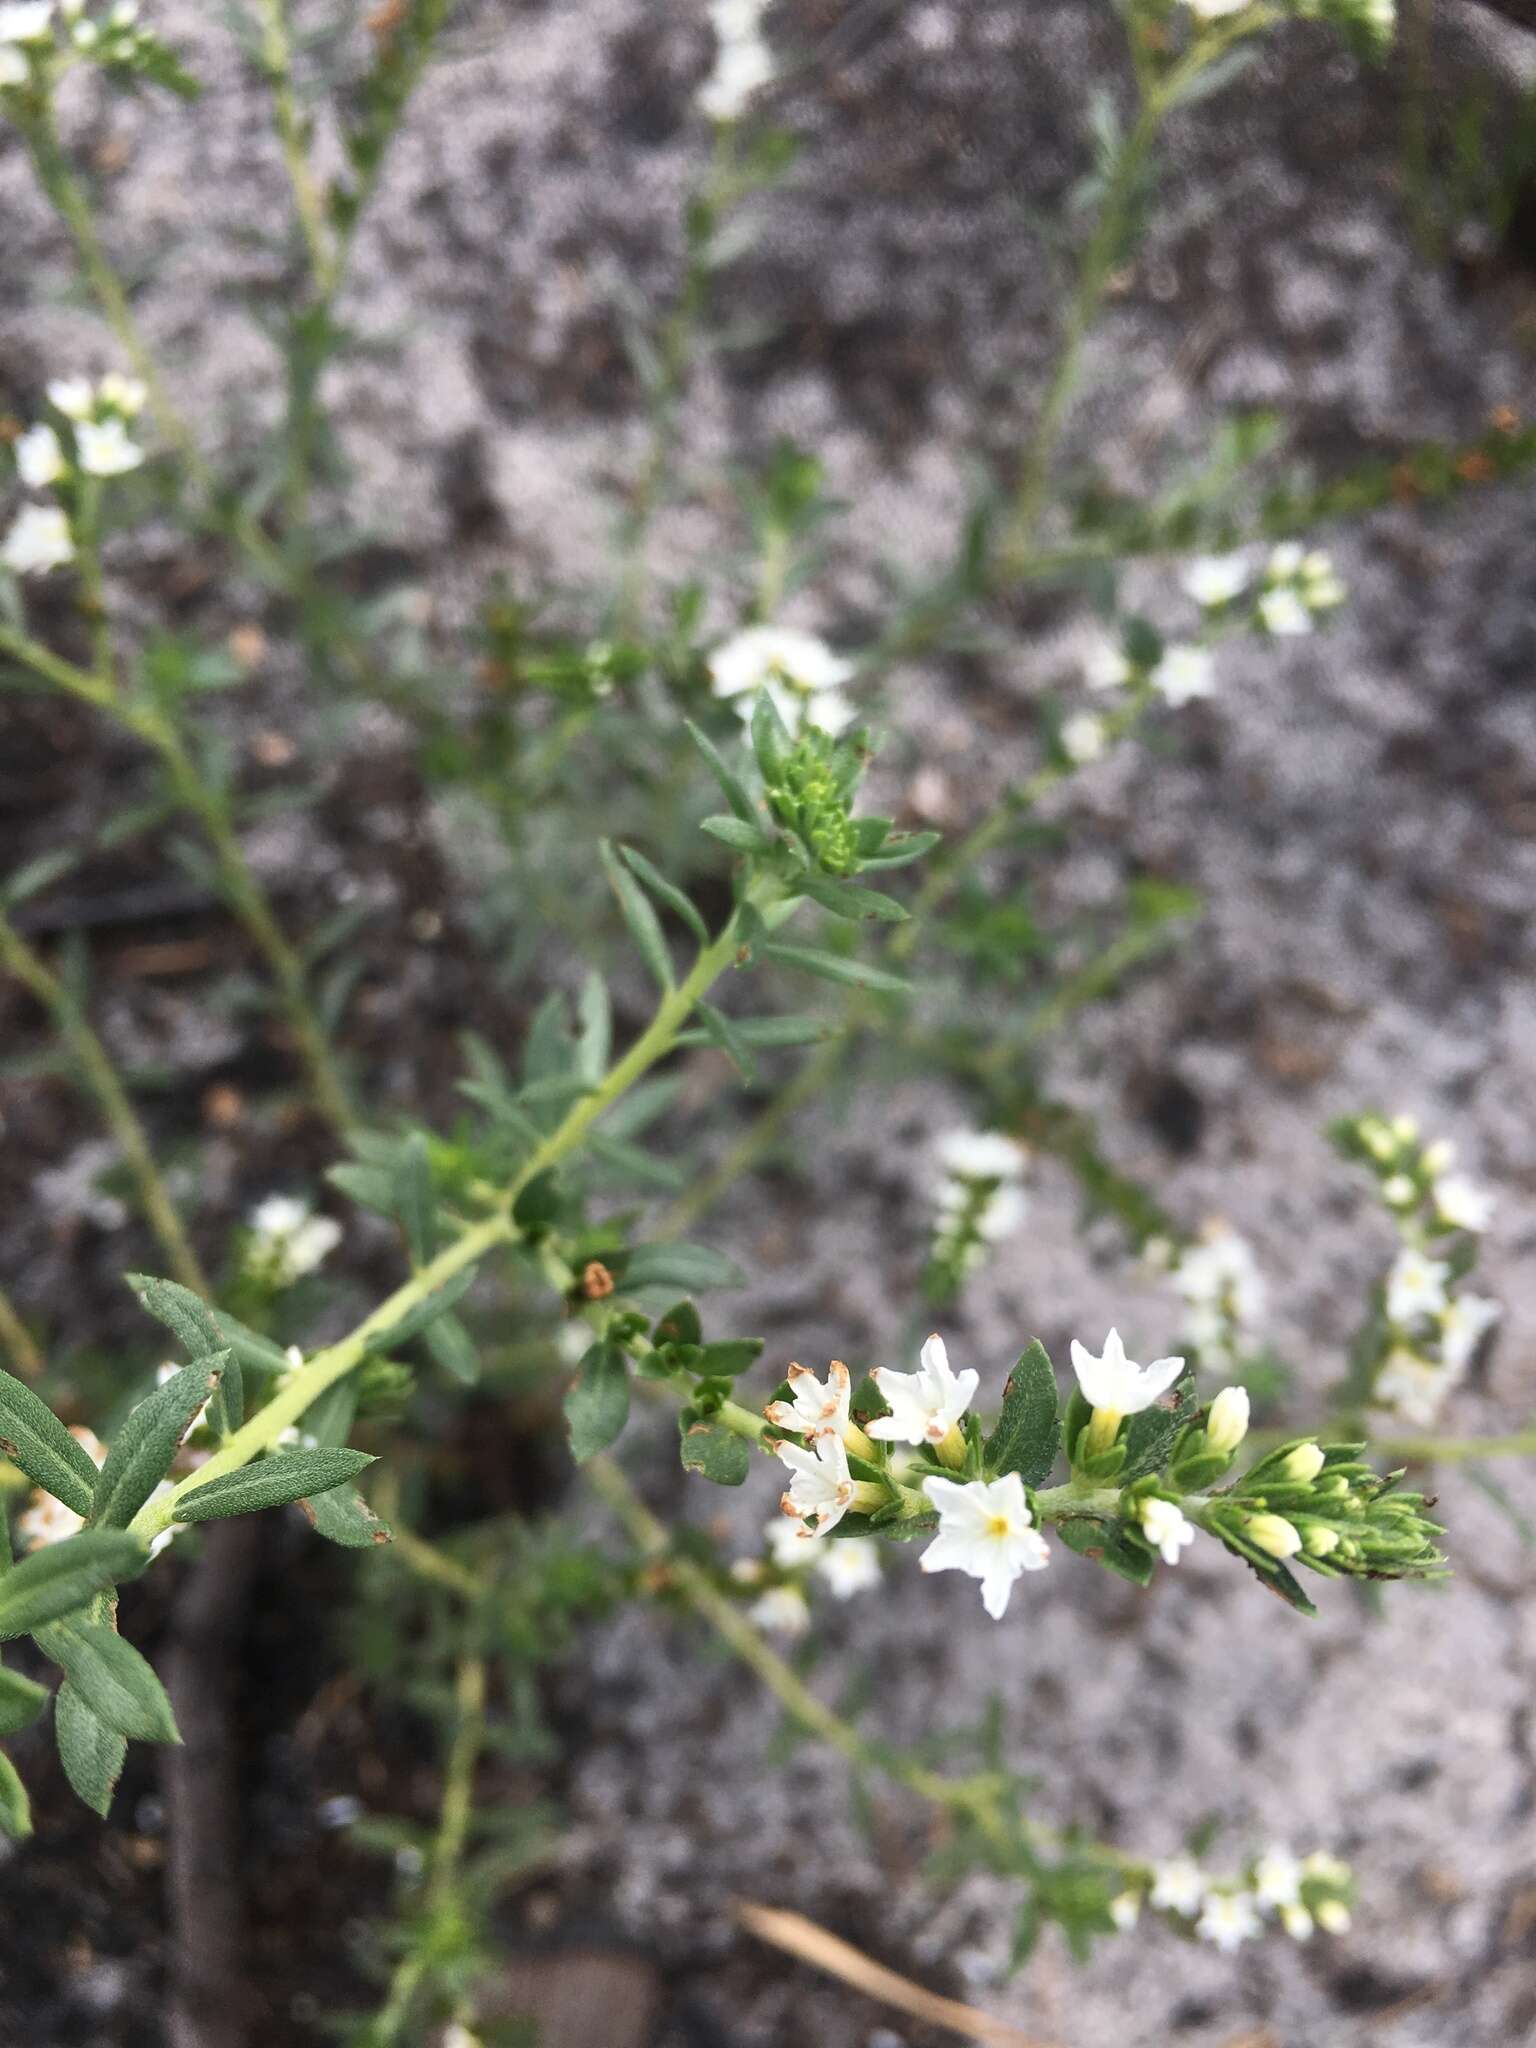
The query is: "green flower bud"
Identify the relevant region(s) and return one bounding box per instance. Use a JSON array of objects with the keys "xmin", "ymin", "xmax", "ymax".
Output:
[
  {"xmin": 1303, "ymin": 1525, "xmax": 1340, "ymax": 1557},
  {"xmin": 1246, "ymin": 1512, "xmax": 1302, "ymax": 1559},
  {"xmin": 1280, "ymin": 1441, "xmax": 1325, "ymax": 1483}
]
